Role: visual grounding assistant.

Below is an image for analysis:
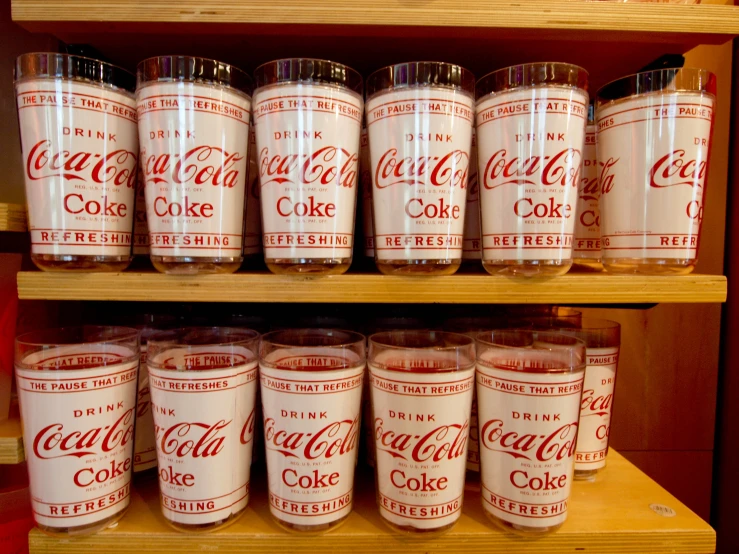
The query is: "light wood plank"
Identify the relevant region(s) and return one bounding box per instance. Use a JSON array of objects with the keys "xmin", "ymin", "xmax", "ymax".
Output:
[
  {"xmin": 0, "ymin": 415, "xmax": 25, "ymax": 465},
  {"xmin": 10, "ymin": 0, "xmax": 739, "ymax": 39},
  {"xmin": 28, "ymin": 451, "xmax": 714, "ymax": 553},
  {"xmin": 0, "ymin": 203, "xmax": 27, "ymax": 232},
  {"xmin": 16, "ymin": 271, "xmax": 727, "ymax": 304}
]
